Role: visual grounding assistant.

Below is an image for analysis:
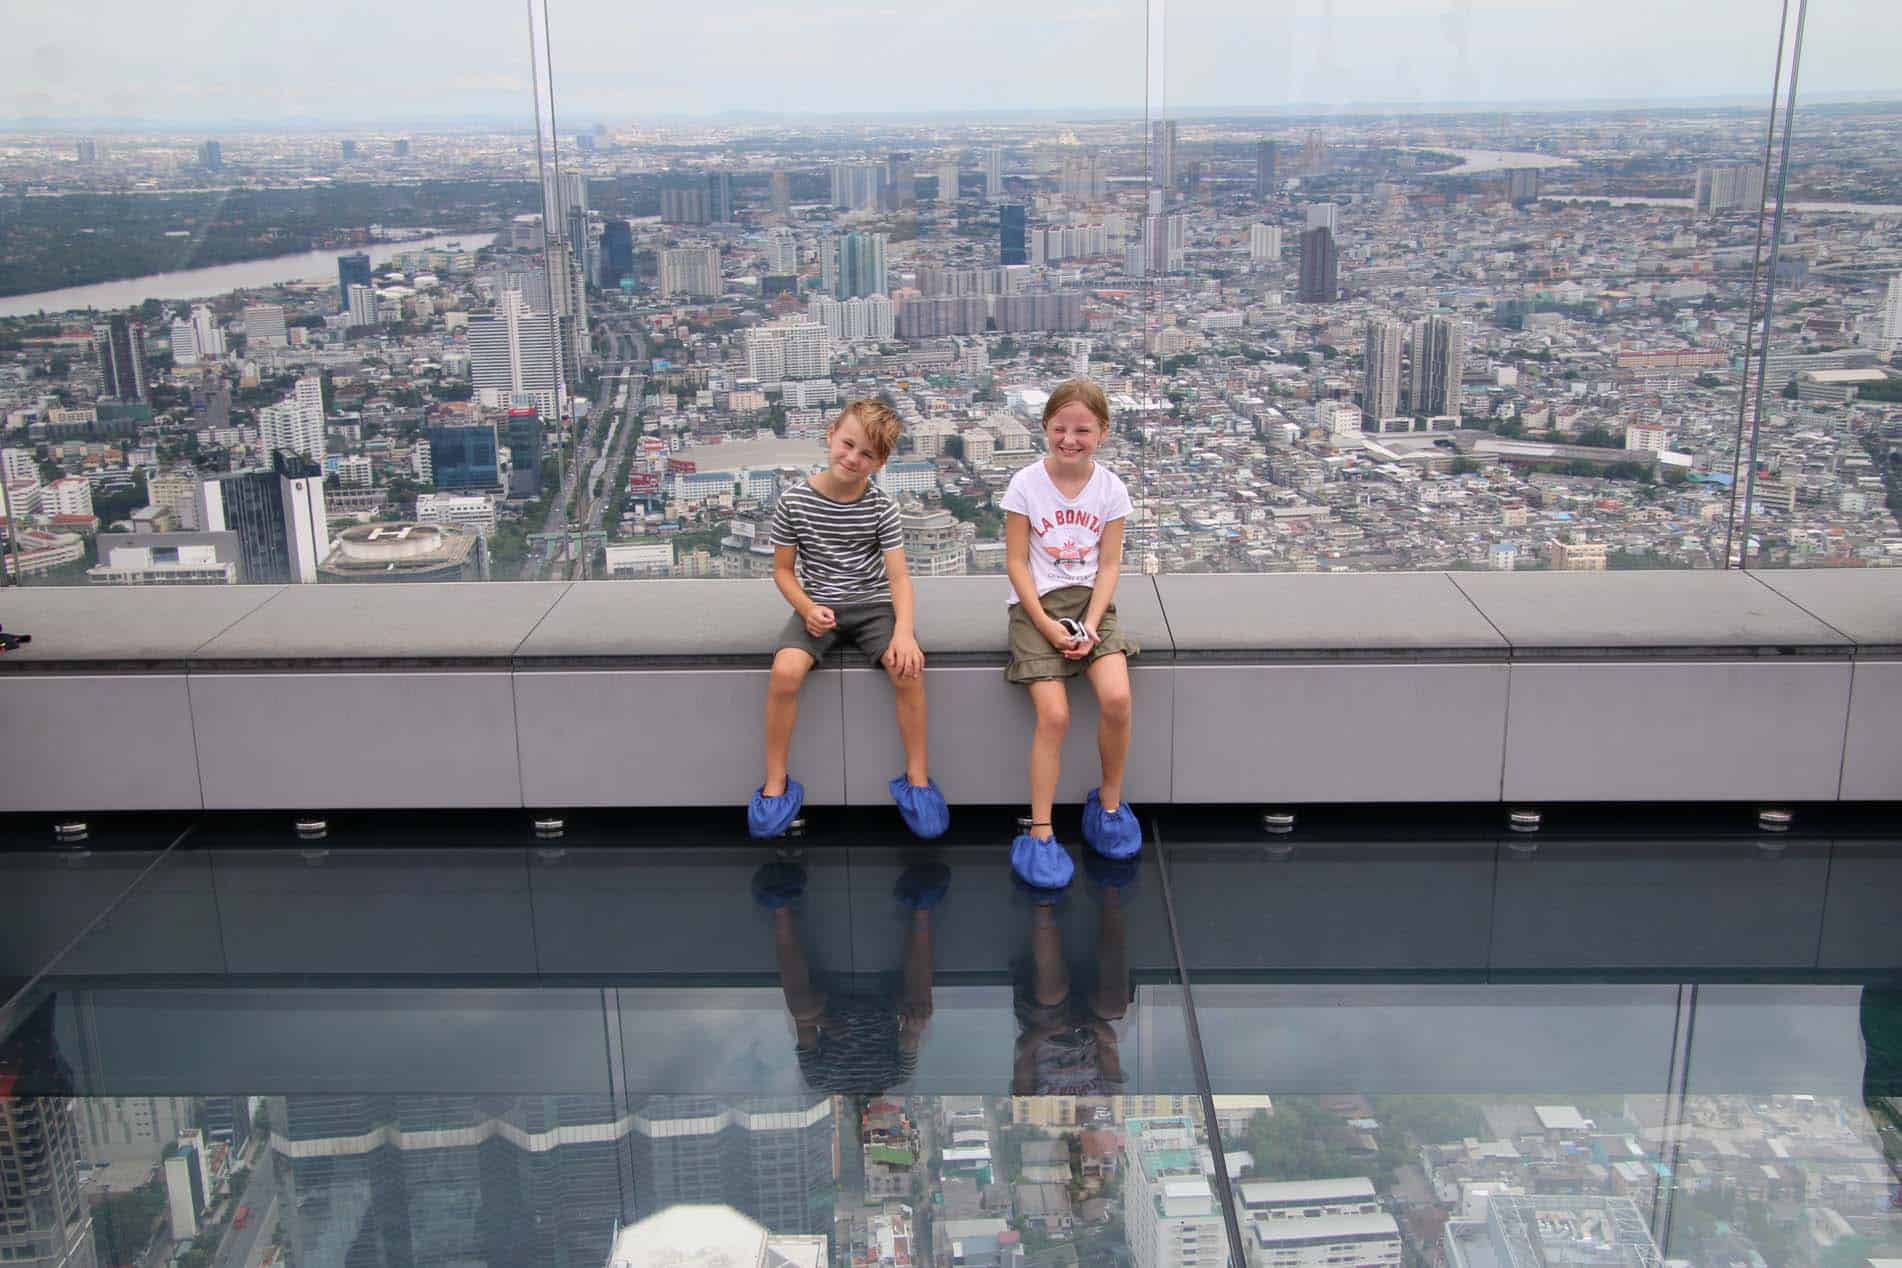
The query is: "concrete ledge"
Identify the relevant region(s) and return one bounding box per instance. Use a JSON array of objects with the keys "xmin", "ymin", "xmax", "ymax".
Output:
[{"xmin": 1, "ymin": 572, "xmax": 1896, "ymax": 811}]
